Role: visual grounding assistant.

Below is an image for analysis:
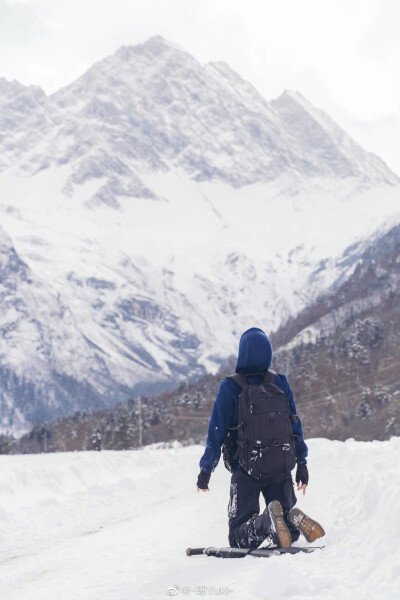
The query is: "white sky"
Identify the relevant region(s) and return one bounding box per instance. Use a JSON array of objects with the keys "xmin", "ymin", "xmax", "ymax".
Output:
[{"xmin": 0, "ymin": 0, "xmax": 399, "ymax": 174}]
